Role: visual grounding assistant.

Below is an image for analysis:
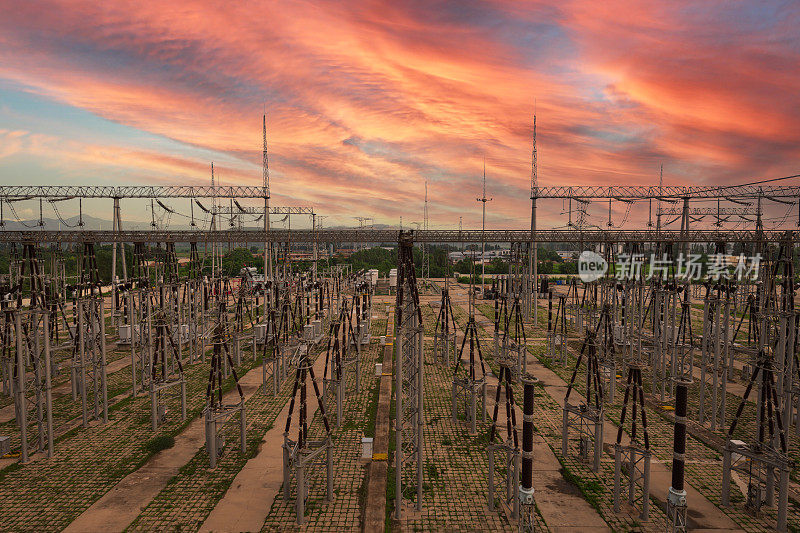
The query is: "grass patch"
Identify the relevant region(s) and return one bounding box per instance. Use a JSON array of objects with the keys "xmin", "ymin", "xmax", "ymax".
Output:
[
  {"xmin": 0, "ymin": 462, "xmax": 23, "ymax": 483},
  {"xmin": 425, "ymin": 462, "xmax": 439, "ymax": 480},
  {"xmin": 558, "ymin": 461, "xmax": 605, "ymax": 515},
  {"xmin": 145, "ymin": 435, "xmax": 176, "ymax": 455},
  {"xmin": 341, "ymin": 419, "xmax": 359, "ymax": 431},
  {"xmin": 362, "ymin": 377, "xmax": 381, "ymax": 439}
]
